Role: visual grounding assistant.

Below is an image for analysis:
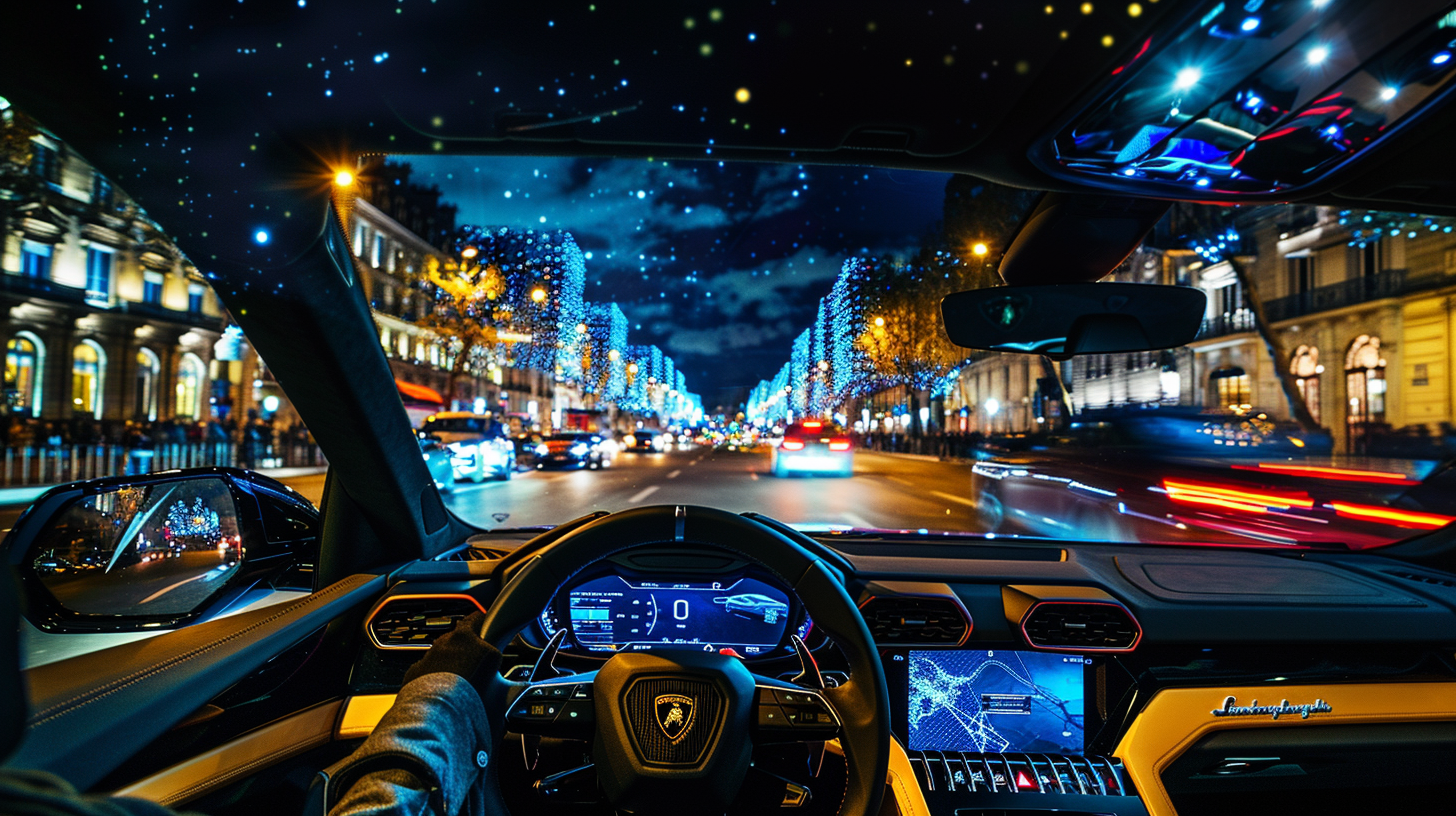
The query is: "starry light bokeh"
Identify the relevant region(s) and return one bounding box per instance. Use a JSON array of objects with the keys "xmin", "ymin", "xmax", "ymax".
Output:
[{"xmin": 408, "ymin": 155, "xmax": 951, "ymax": 403}]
